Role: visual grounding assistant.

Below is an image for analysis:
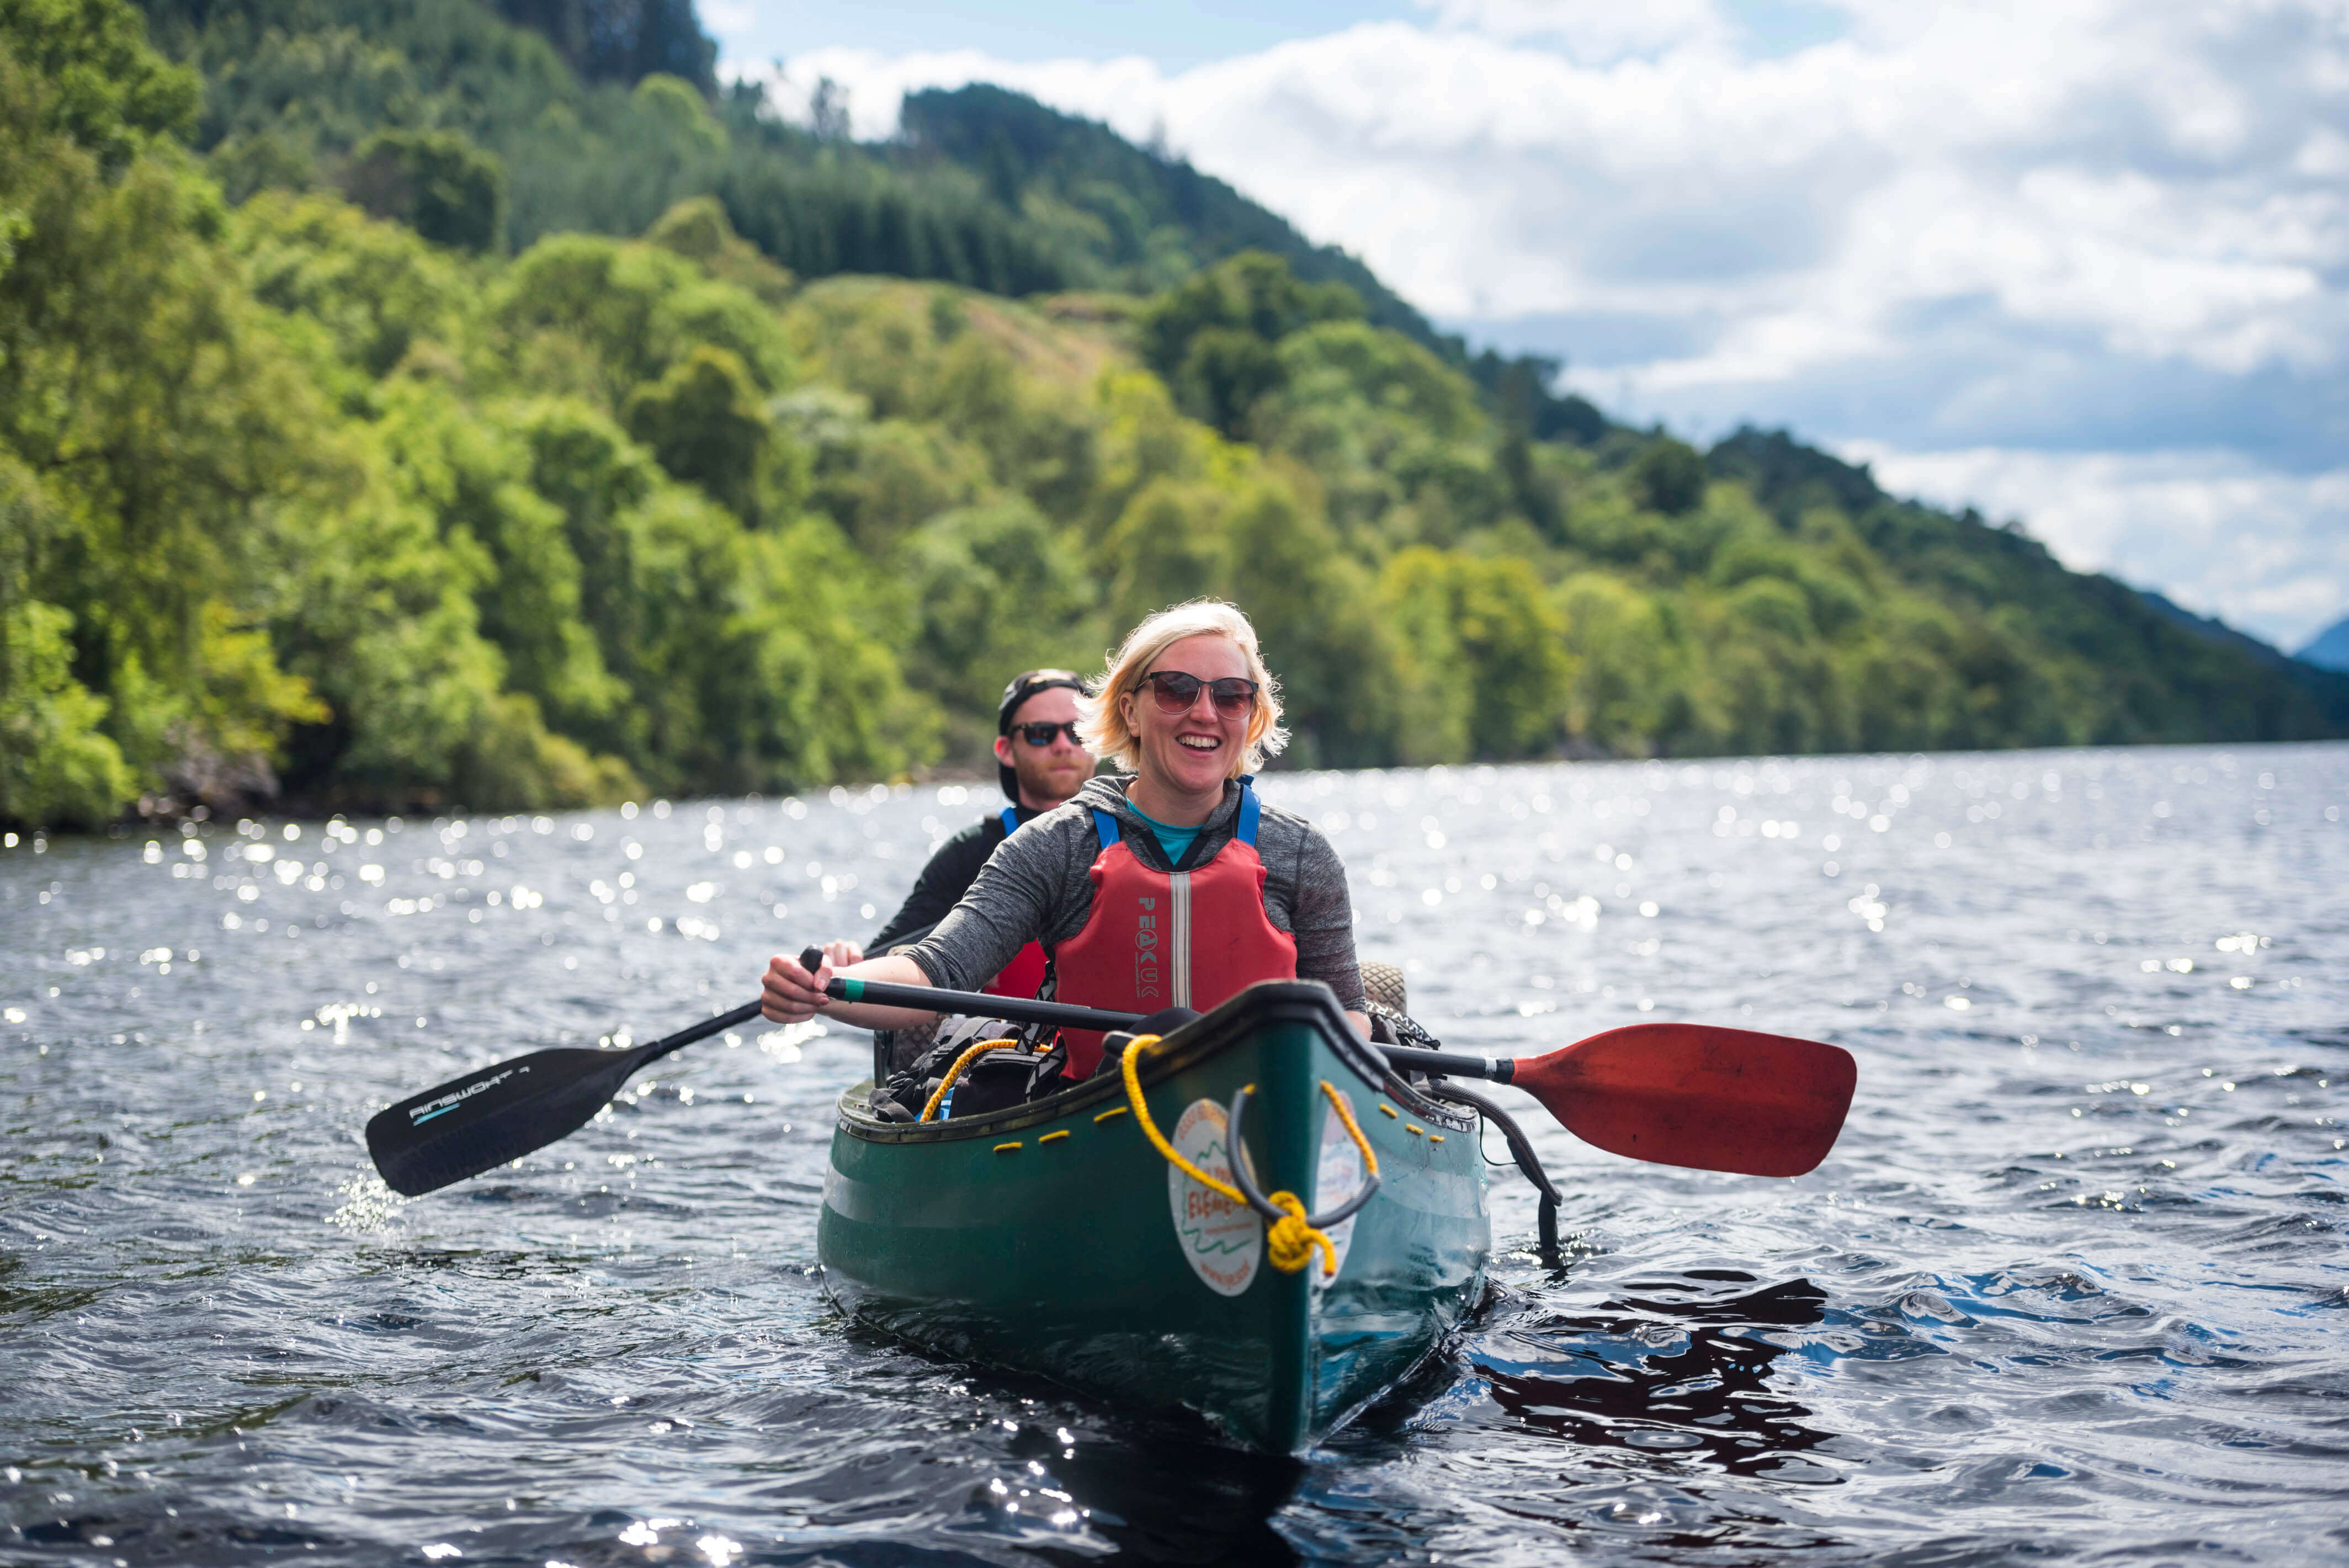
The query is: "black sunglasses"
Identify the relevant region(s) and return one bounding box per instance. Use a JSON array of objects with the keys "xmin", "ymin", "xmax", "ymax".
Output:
[
  {"xmin": 1013, "ymin": 720, "xmax": 1083, "ymax": 747},
  {"xmin": 1140, "ymin": 671, "xmax": 1259, "ymax": 717}
]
